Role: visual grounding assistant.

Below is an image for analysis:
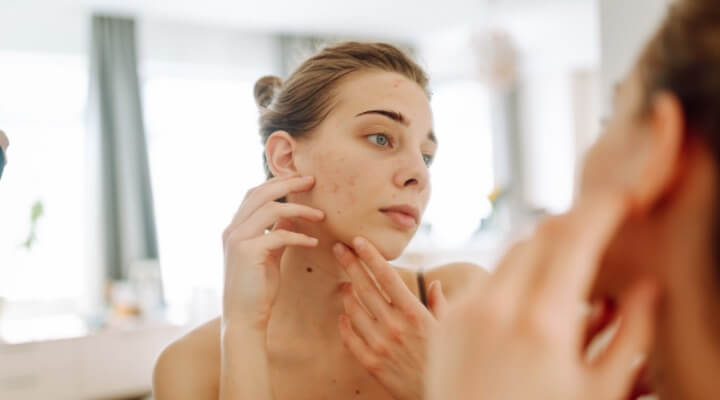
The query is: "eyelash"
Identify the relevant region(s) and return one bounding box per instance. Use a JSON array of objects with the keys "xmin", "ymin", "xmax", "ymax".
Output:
[{"xmin": 366, "ymin": 133, "xmax": 434, "ymax": 167}]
